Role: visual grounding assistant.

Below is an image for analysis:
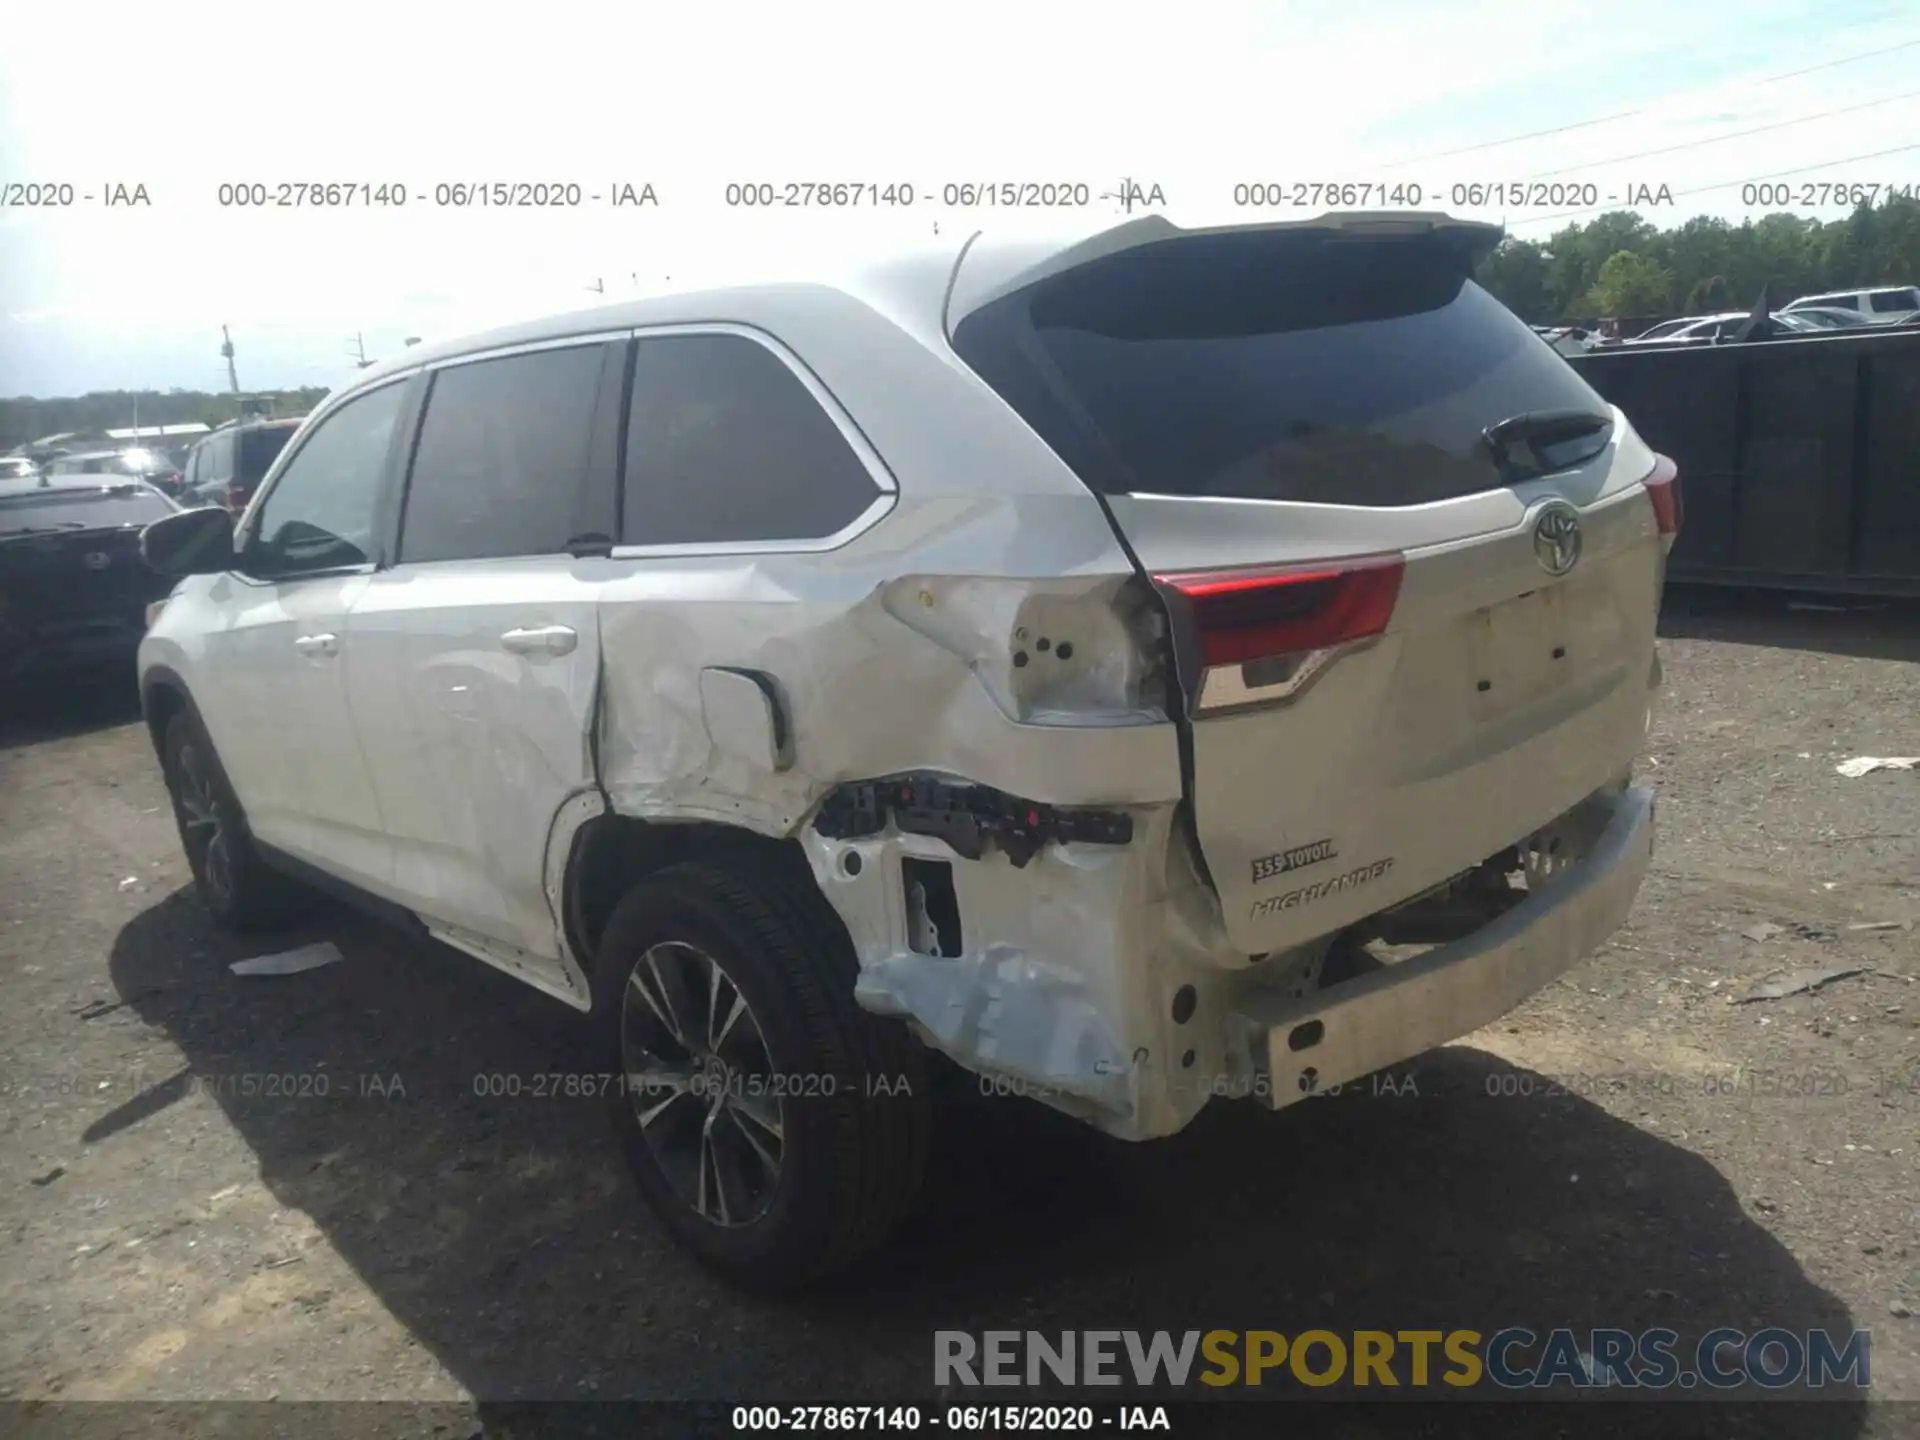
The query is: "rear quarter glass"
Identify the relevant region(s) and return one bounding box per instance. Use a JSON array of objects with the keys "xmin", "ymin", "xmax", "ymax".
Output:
[{"xmin": 951, "ymin": 227, "xmax": 1609, "ymax": 508}]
